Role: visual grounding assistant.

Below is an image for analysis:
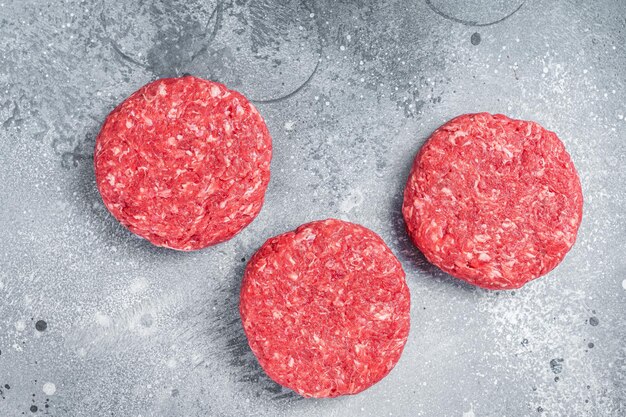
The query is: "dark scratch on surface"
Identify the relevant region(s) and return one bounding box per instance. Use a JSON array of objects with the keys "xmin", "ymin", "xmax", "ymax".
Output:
[
  {"xmin": 190, "ymin": 1, "xmax": 223, "ymax": 64},
  {"xmin": 98, "ymin": 1, "xmax": 149, "ymax": 70},
  {"xmin": 251, "ymin": 59, "xmax": 320, "ymax": 104},
  {"xmin": 249, "ymin": 0, "xmax": 323, "ymax": 104},
  {"xmin": 110, "ymin": 40, "xmax": 149, "ymax": 69},
  {"xmin": 425, "ymin": 0, "xmax": 524, "ymax": 27},
  {"xmin": 2, "ymin": 100, "xmax": 21, "ymax": 129}
]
